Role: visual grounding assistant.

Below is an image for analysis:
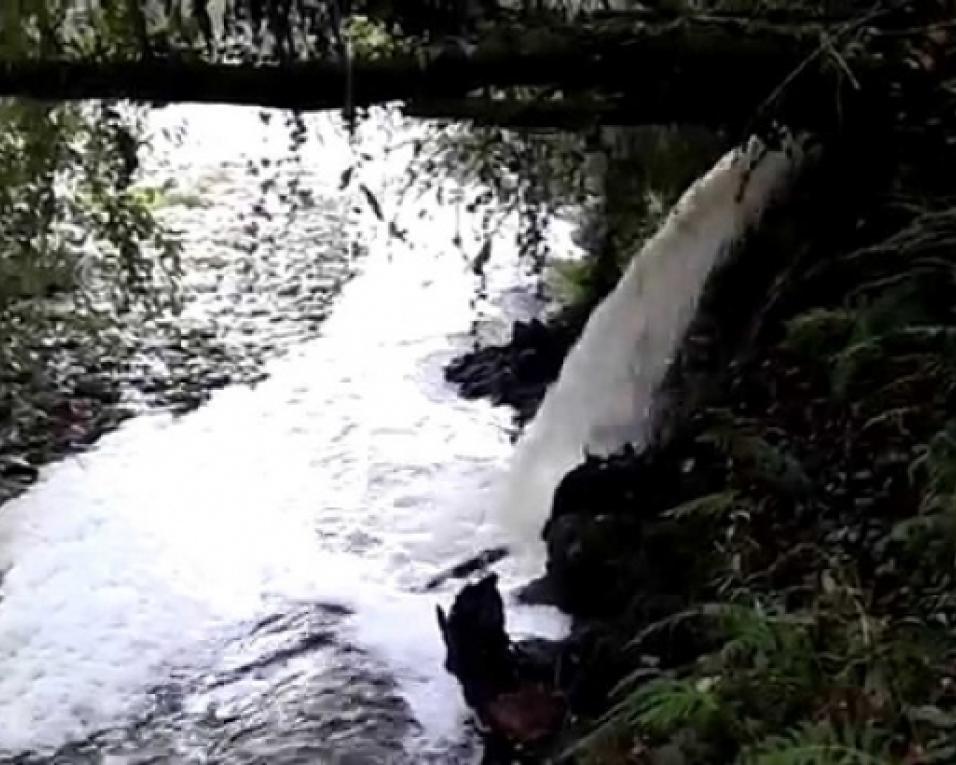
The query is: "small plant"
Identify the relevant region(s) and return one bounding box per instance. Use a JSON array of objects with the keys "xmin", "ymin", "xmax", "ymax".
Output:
[{"xmin": 741, "ymin": 722, "xmax": 894, "ymax": 765}]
